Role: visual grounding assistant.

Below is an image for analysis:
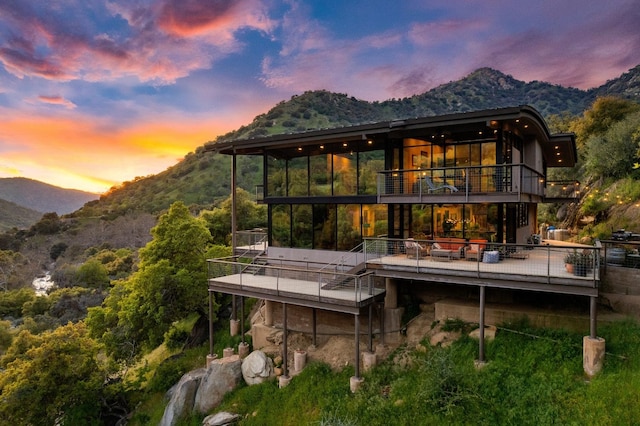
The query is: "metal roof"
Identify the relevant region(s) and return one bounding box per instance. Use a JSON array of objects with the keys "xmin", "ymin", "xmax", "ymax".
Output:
[{"xmin": 205, "ymin": 105, "xmax": 577, "ymax": 167}]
